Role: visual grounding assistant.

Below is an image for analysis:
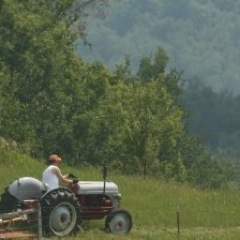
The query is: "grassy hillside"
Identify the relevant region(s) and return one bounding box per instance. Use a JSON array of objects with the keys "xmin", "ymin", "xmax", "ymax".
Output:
[{"xmin": 1, "ymin": 149, "xmax": 240, "ymax": 239}]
